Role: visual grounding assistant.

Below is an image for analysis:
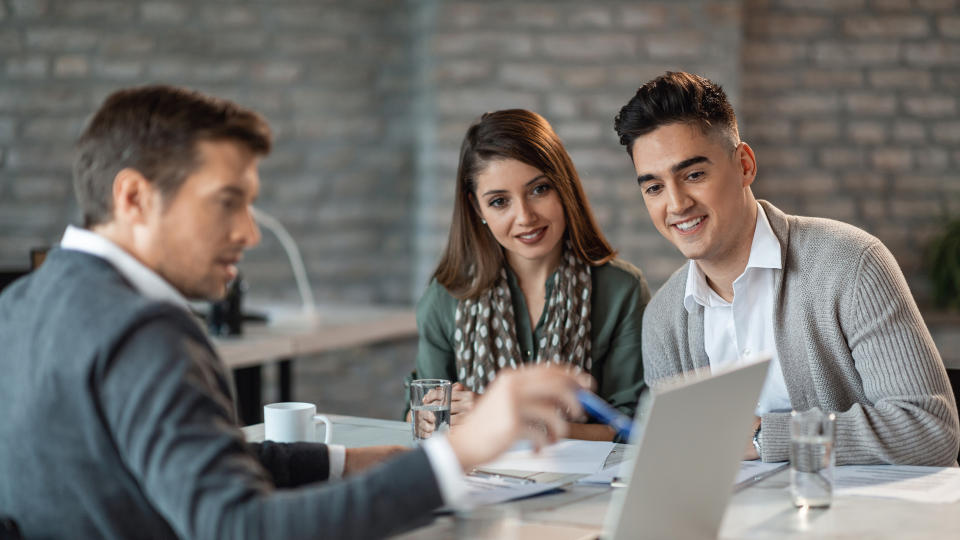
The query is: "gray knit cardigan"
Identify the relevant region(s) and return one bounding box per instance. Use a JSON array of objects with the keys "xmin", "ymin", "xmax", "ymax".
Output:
[{"xmin": 641, "ymin": 200, "xmax": 959, "ymax": 466}]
